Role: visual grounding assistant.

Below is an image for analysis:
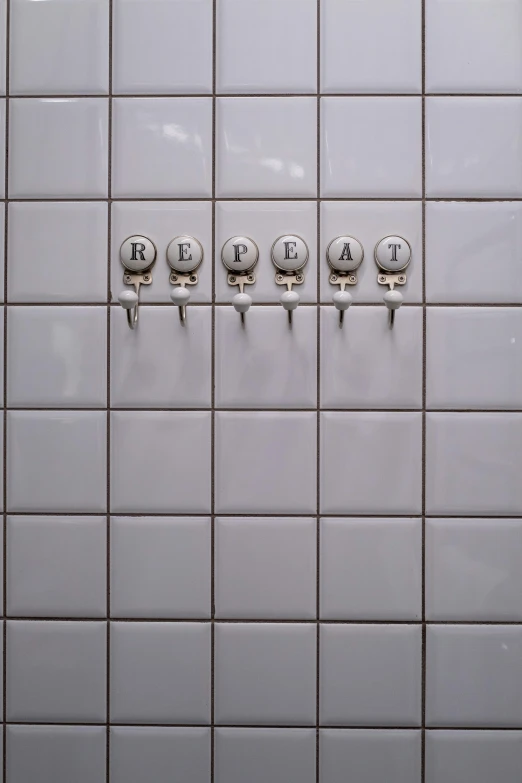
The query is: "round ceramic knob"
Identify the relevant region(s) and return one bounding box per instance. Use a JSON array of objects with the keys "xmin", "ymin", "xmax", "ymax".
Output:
[
  {"xmin": 167, "ymin": 235, "xmax": 203, "ymax": 274},
  {"xmin": 222, "ymin": 236, "xmax": 259, "ymax": 273},
  {"xmin": 170, "ymin": 287, "xmax": 191, "ymax": 305},
  {"xmin": 280, "ymin": 290, "xmax": 300, "ymax": 311},
  {"xmin": 333, "ymin": 290, "xmax": 353, "ymax": 311},
  {"xmin": 118, "ymin": 290, "xmax": 139, "ymax": 309},
  {"xmin": 120, "ymin": 235, "xmax": 156, "ymax": 273},
  {"xmin": 232, "ymin": 292, "xmax": 252, "ymax": 314},
  {"xmin": 384, "ymin": 289, "xmax": 403, "ymax": 310},
  {"xmin": 375, "ymin": 235, "xmax": 411, "ymax": 273},
  {"xmin": 327, "ymin": 236, "xmax": 363, "ymax": 273},
  {"xmin": 271, "ymin": 235, "xmax": 309, "ymax": 272}
]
